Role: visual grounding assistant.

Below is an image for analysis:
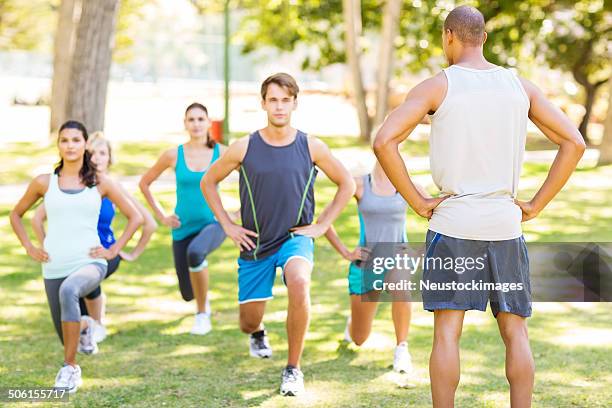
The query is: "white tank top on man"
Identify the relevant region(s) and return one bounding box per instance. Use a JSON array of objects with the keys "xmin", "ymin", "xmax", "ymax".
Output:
[{"xmin": 428, "ymin": 65, "xmax": 530, "ymax": 241}]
